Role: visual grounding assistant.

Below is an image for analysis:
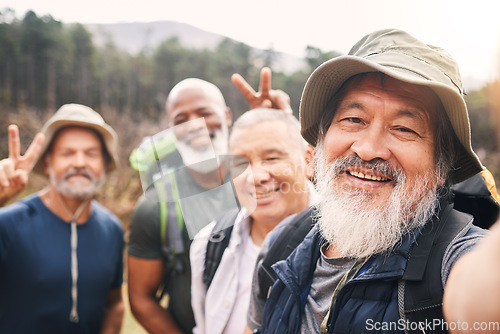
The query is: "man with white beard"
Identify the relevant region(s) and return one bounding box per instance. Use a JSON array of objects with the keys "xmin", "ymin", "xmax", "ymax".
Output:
[
  {"xmin": 127, "ymin": 71, "xmax": 292, "ymax": 334},
  {"xmin": 0, "ymin": 104, "xmax": 124, "ymax": 334},
  {"xmin": 257, "ymin": 29, "xmax": 490, "ymax": 334}
]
